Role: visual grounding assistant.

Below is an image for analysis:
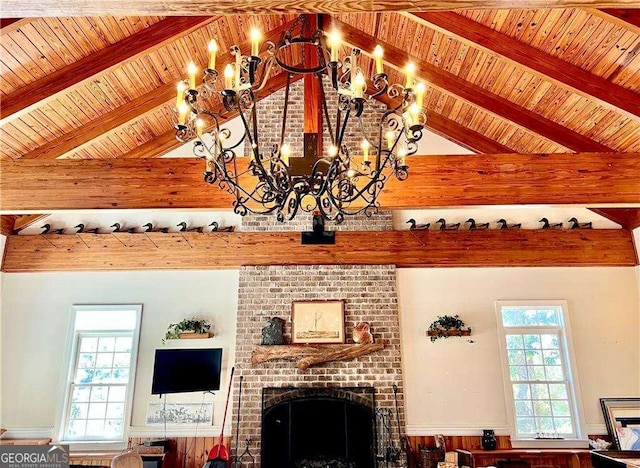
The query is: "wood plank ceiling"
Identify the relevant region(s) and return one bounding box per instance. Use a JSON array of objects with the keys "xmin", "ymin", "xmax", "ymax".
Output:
[{"xmin": 0, "ymin": 7, "xmax": 639, "ymax": 240}]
